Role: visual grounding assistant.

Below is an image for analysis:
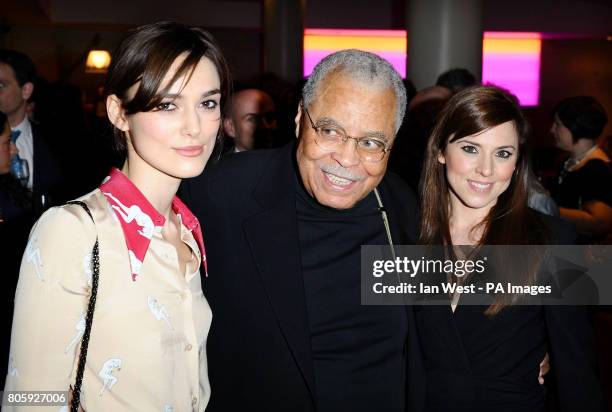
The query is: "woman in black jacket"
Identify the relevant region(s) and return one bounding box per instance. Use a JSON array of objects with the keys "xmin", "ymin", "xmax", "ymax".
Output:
[{"xmin": 415, "ymin": 85, "xmax": 605, "ymax": 411}]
